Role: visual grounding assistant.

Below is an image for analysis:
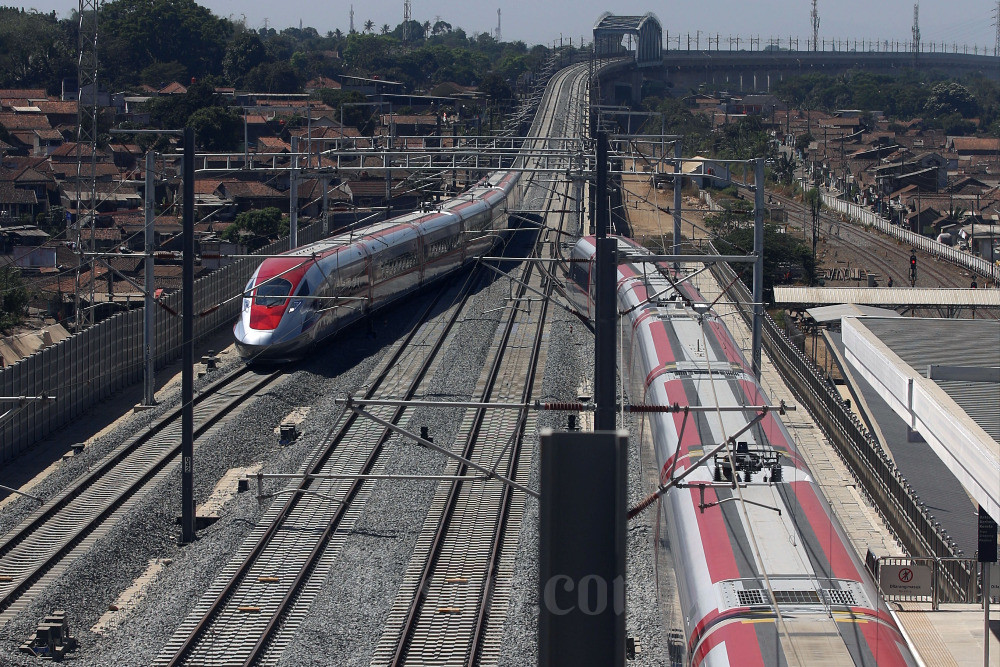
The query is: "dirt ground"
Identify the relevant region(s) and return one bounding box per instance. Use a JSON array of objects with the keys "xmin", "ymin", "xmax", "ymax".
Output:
[{"xmin": 620, "ymin": 174, "xmax": 711, "ymax": 249}]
